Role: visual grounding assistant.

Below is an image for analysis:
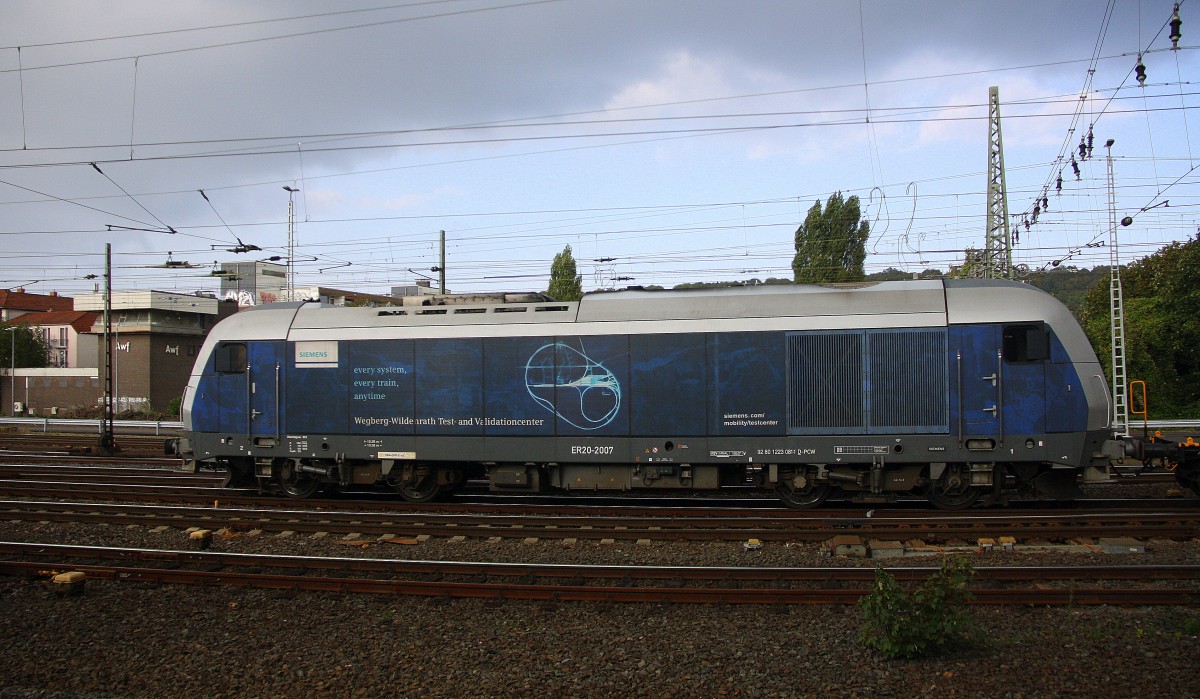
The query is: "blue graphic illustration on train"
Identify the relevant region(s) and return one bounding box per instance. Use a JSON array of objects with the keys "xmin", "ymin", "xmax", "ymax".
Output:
[{"xmin": 525, "ymin": 340, "xmax": 622, "ymax": 430}]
